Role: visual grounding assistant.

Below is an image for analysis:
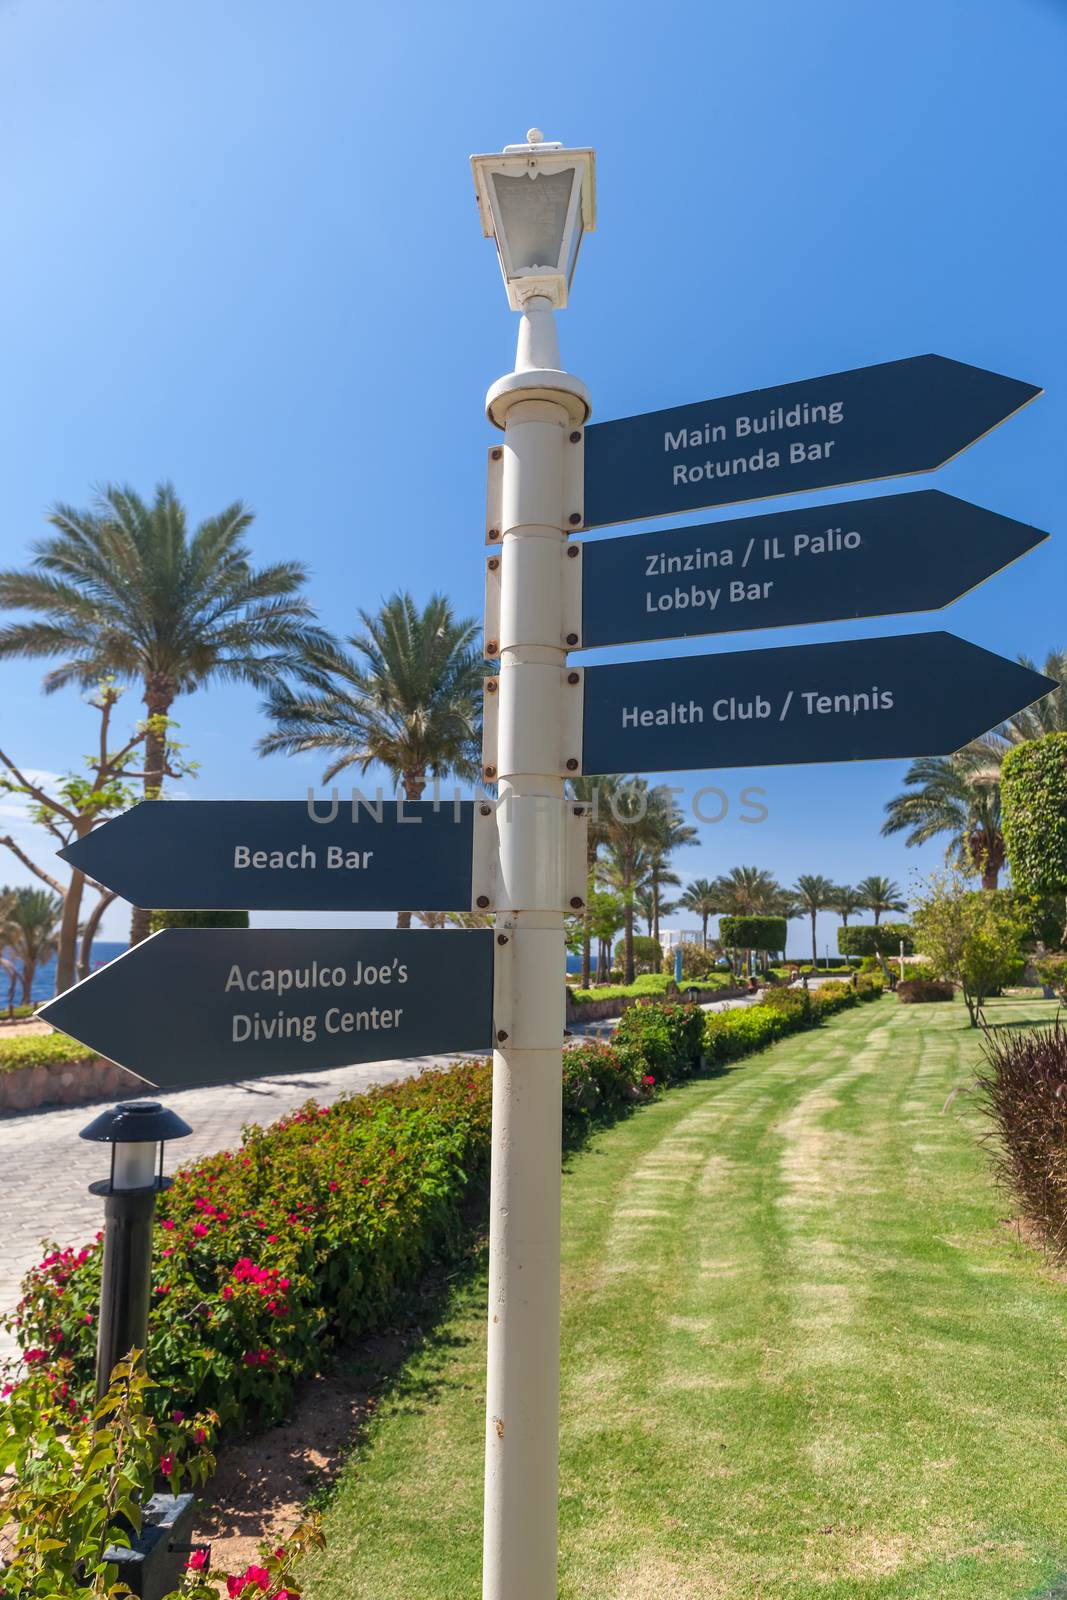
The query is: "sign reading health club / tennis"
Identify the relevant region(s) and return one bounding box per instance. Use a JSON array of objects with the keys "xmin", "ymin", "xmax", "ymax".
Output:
[
  {"xmin": 39, "ymin": 929, "xmax": 495, "ymax": 1090},
  {"xmin": 578, "ymin": 491, "xmax": 1048, "ymax": 650},
  {"xmin": 578, "ymin": 633, "xmax": 1056, "ymax": 776},
  {"xmin": 581, "ymin": 355, "xmax": 1041, "ymax": 528},
  {"xmin": 60, "ymin": 800, "xmax": 477, "ymax": 912}
]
